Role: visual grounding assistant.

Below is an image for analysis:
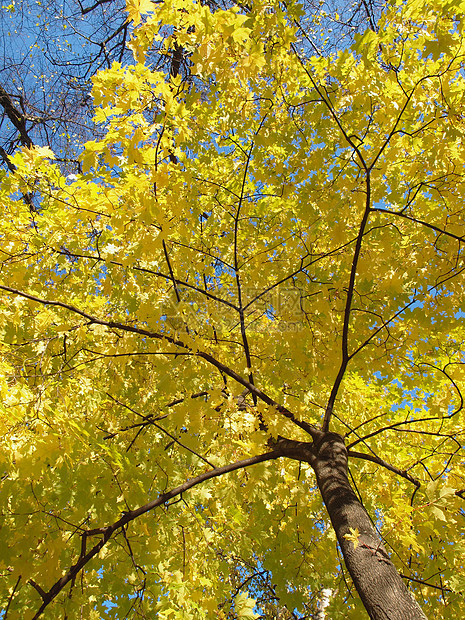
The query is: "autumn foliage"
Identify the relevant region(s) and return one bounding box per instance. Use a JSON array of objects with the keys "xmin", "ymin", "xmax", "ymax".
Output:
[{"xmin": 1, "ymin": 0, "xmax": 465, "ymax": 617}]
